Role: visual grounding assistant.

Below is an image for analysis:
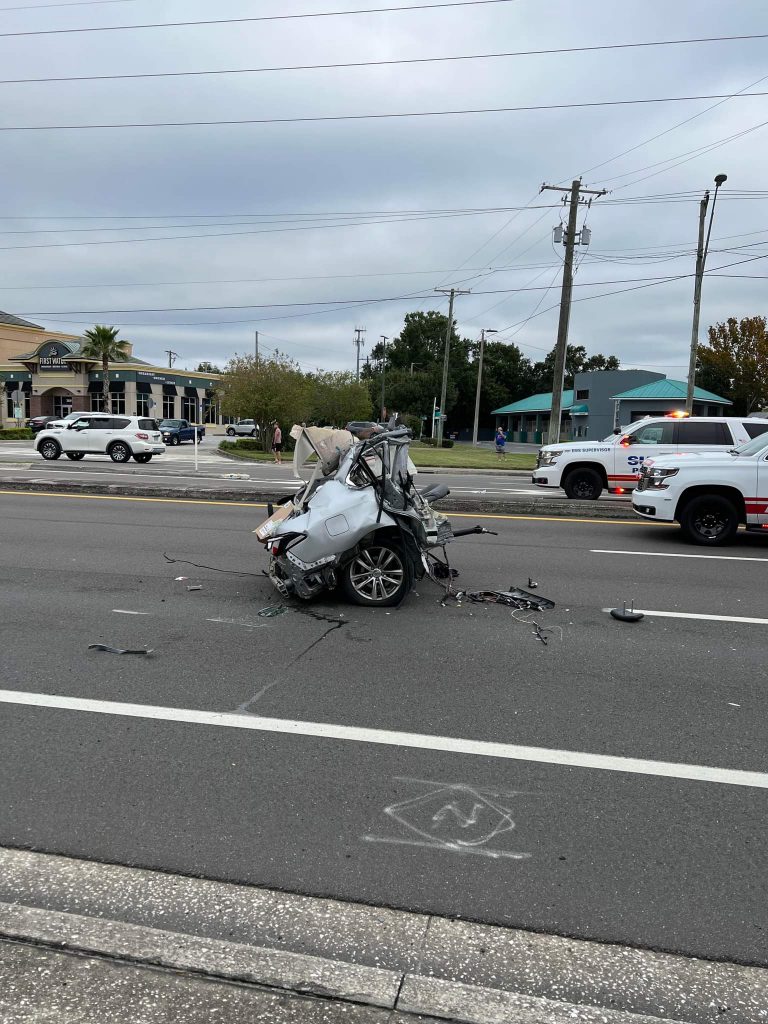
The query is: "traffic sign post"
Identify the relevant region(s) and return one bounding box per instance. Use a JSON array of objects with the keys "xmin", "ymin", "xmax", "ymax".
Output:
[{"xmin": 11, "ymin": 389, "xmax": 23, "ymax": 426}]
